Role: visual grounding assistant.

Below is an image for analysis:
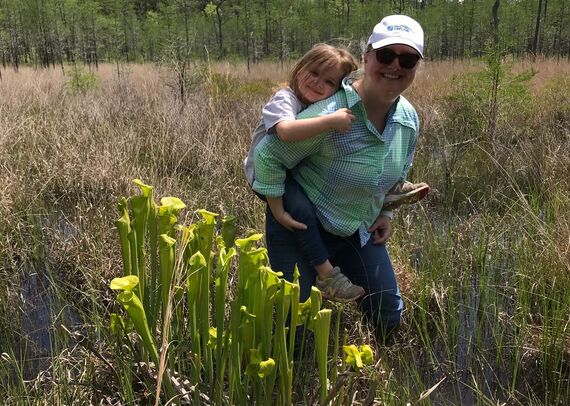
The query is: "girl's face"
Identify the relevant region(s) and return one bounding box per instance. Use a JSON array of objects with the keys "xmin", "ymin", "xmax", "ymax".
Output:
[{"xmin": 297, "ymin": 63, "xmax": 345, "ymax": 104}]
